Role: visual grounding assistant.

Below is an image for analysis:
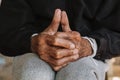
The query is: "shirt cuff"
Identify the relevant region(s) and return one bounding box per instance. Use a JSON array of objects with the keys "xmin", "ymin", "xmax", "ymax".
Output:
[
  {"xmin": 31, "ymin": 33, "xmax": 38, "ymax": 37},
  {"xmin": 82, "ymin": 37, "xmax": 98, "ymax": 58}
]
